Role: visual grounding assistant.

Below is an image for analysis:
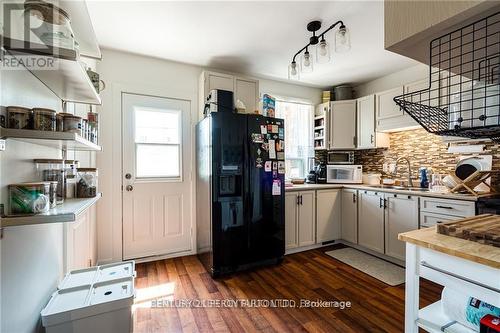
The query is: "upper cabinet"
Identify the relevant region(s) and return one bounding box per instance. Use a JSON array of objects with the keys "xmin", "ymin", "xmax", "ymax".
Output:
[
  {"xmin": 199, "ymin": 71, "xmax": 259, "ymax": 119},
  {"xmin": 329, "ymin": 100, "xmax": 356, "ymax": 150},
  {"xmin": 376, "ymin": 86, "xmax": 419, "ymax": 132},
  {"xmin": 356, "ymin": 95, "xmax": 389, "ymax": 149},
  {"xmin": 384, "ymin": 0, "xmax": 498, "ymax": 65}
]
